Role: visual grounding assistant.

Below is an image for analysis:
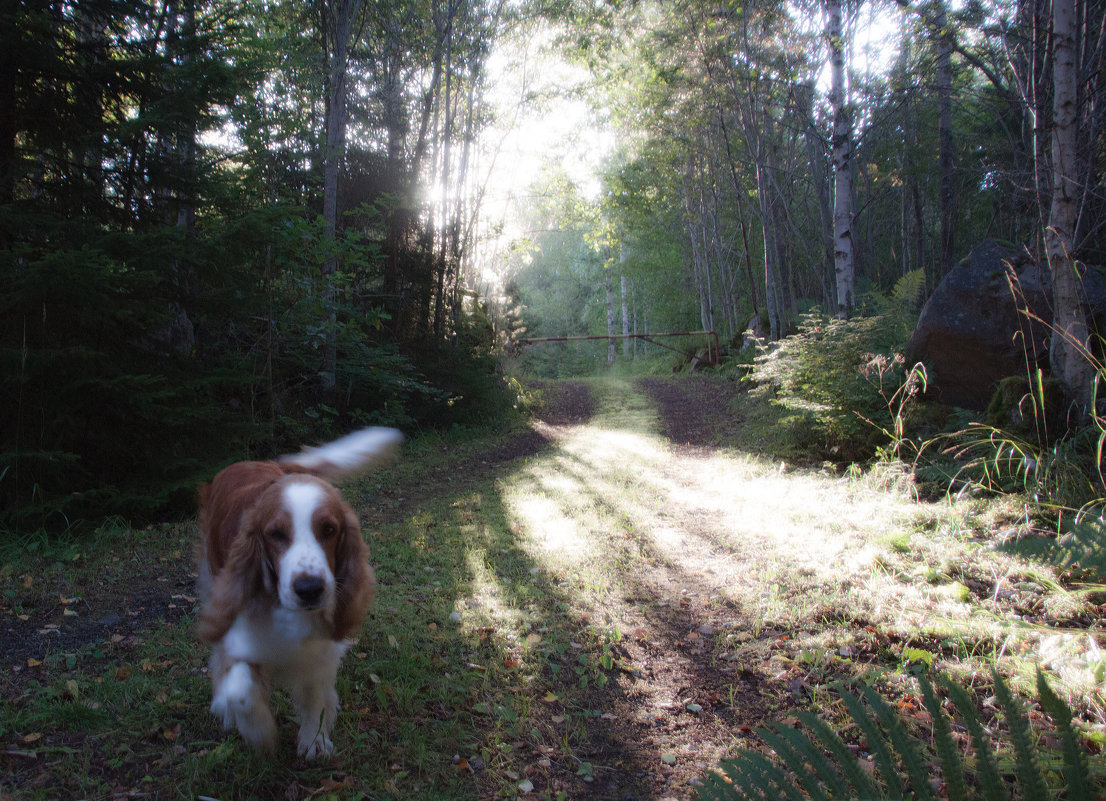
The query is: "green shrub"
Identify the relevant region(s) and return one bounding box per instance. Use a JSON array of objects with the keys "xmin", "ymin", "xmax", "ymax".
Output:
[{"xmin": 745, "ymin": 309, "xmax": 916, "ymax": 462}]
